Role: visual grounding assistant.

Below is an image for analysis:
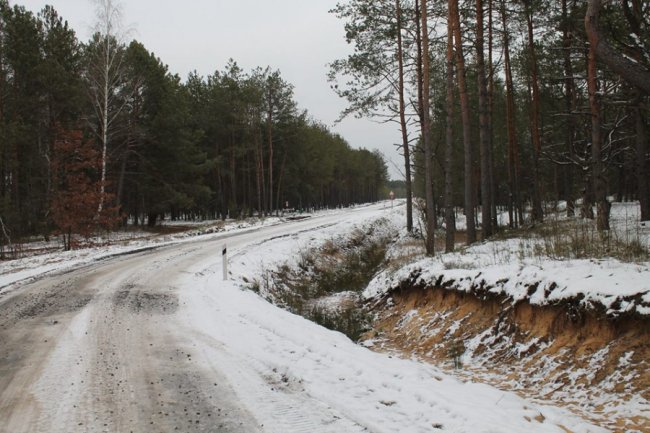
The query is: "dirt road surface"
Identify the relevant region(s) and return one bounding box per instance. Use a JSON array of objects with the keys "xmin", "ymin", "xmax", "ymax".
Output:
[{"xmin": 0, "ymin": 210, "xmax": 376, "ymax": 433}]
